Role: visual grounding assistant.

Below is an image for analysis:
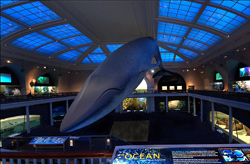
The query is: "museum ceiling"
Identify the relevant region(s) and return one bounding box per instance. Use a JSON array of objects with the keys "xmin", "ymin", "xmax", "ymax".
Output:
[{"xmin": 1, "ymin": 0, "xmax": 250, "ymax": 70}]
